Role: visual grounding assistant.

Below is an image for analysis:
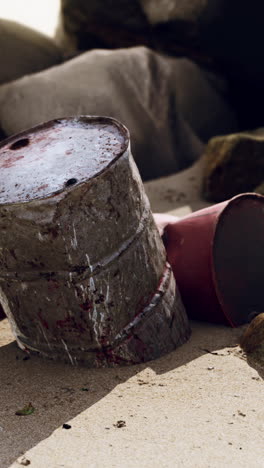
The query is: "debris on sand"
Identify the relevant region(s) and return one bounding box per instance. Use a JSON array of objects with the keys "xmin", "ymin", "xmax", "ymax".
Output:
[
  {"xmin": 62, "ymin": 424, "xmax": 72, "ymax": 430},
  {"xmin": 113, "ymin": 420, "xmax": 126, "ymax": 428},
  {"xmin": 15, "ymin": 403, "xmax": 35, "ymax": 416}
]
